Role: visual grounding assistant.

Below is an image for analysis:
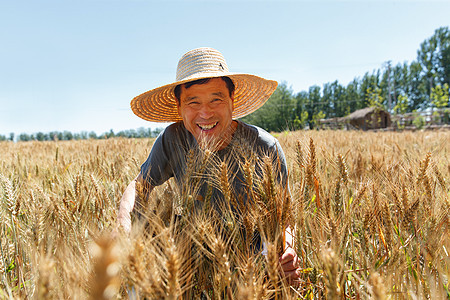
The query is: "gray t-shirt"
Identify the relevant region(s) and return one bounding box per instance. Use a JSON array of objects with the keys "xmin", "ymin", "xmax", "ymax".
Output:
[{"xmin": 139, "ymin": 120, "xmax": 288, "ymax": 211}]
